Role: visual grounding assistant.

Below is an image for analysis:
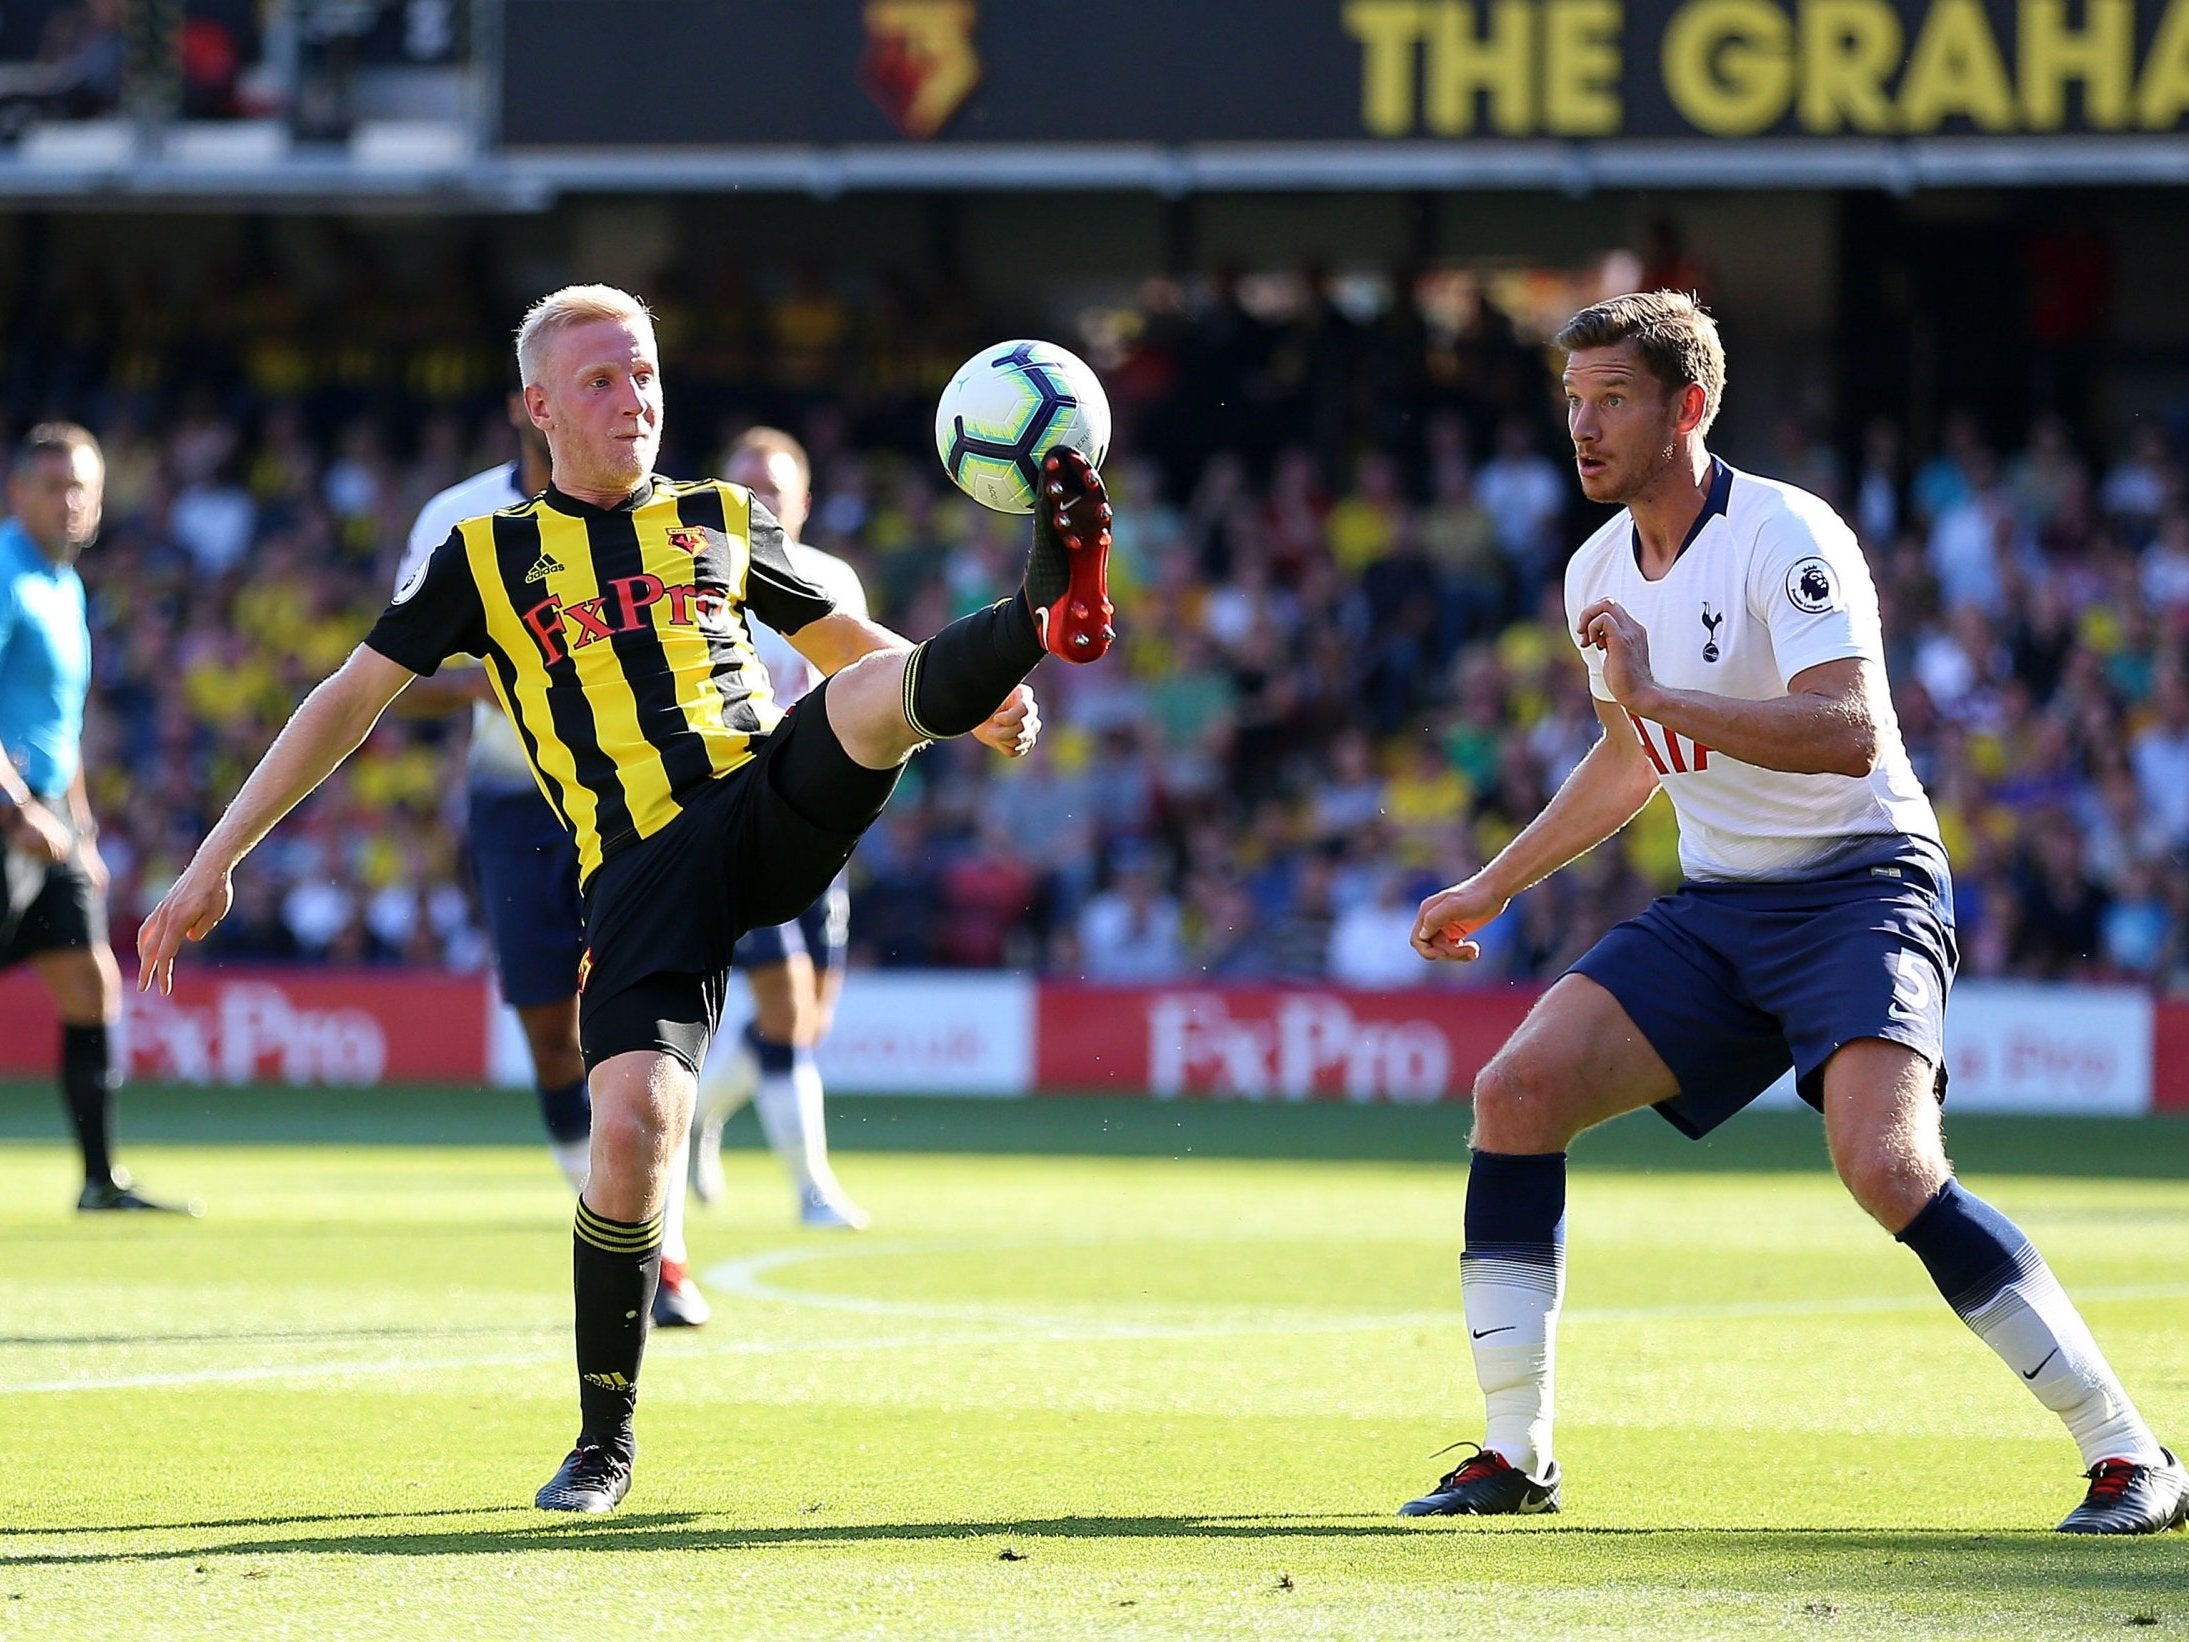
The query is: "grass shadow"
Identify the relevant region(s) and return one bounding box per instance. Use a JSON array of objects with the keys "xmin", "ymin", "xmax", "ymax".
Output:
[{"xmin": 5, "ymin": 1514, "xmax": 2184, "ymax": 1602}]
